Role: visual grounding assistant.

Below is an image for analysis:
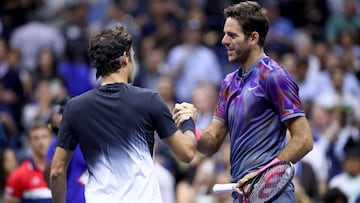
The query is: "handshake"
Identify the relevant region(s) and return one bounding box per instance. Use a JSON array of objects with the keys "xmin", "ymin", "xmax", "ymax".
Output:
[{"xmin": 172, "ymin": 102, "xmax": 198, "ymax": 127}]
